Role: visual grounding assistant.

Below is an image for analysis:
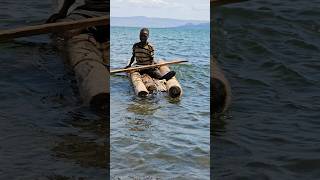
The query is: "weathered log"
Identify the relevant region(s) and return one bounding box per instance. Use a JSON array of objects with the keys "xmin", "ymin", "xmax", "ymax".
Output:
[
  {"xmin": 141, "ymin": 74, "xmax": 157, "ymax": 92},
  {"xmin": 211, "ymin": 58, "xmax": 231, "ymax": 113},
  {"xmin": 66, "ymin": 34, "xmax": 109, "ymax": 106},
  {"xmin": 158, "ymin": 60, "xmax": 182, "ymax": 98},
  {"xmin": 130, "ymin": 71, "xmax": 148, "ymax": 97}
]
